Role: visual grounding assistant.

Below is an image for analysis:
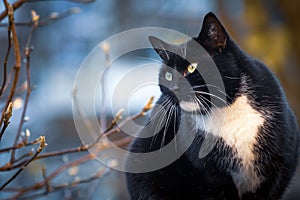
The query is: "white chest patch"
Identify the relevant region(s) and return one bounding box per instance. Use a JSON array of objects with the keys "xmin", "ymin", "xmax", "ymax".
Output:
[
  {"xmin": 195, "ymin": 95, "xmax": 265, "ymax": 196},
  {"xmin": 180, "ymin": 101, "xmax": 199, "ymax": 112}
]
